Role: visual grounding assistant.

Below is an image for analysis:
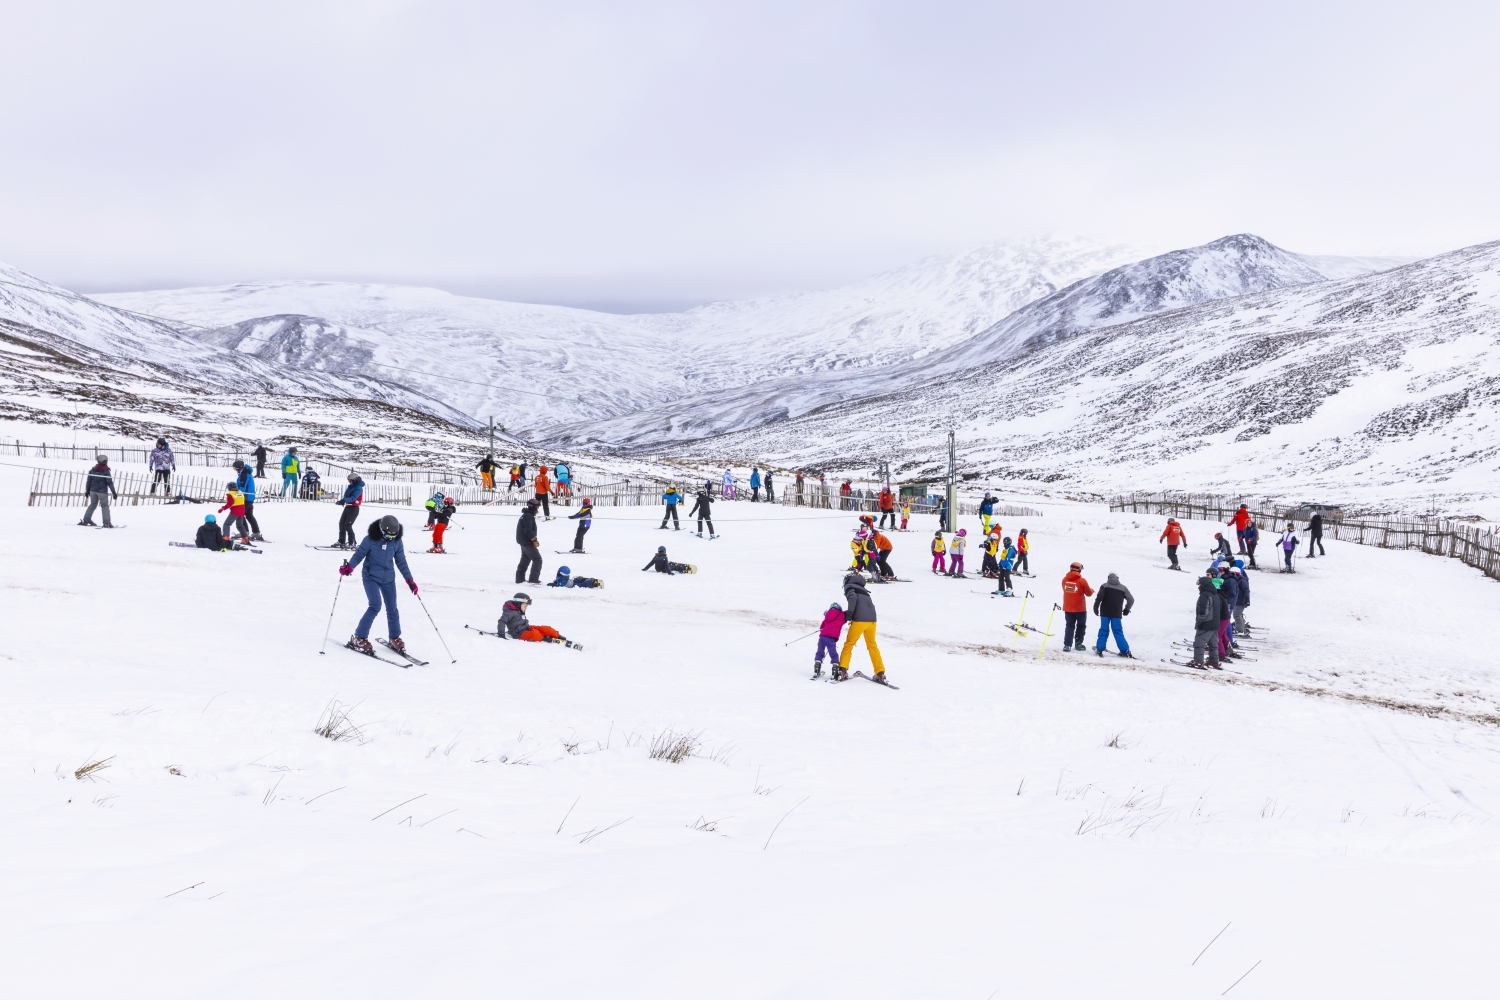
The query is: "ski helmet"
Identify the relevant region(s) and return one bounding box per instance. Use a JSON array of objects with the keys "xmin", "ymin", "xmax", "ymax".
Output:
[
  {"xmin": 443, "ymin": 496, "xmax": 454, "ymax": 505},
  {"xmin": 96, "ymin": 454, "xmax": 108, "ymax": 463},
  {"xmin": 513, "ymin": 592, "xmax": 531, "ymax": 603},
  {"xmin": 227, "ymin": 480, "xmax": 237, "ymax": 489},
  {"xmin": 958, "ymin": 529, "xmax": 967, "ymax": 536},
  {"xmin": 829, "ymin": 602, "xmax": 842, "ymax": 610},
  {"xmin": 205, "ymin": 514, "xmax": 216, "ymax": 523},
  {"xmin": 379, "ymin": 515, "xmax": 401, "ymax": 539},
  {"xmin": 582, "ymin": 497, "xmax": 591, "ymax": 505},
  {"xmin": 657, "ymin": 545, "xmax": 666, "ymax": 553},
  {"xmin": 558, "ymin": 566, "xmax": 570, "ymax": 575},
  {"xmin": 232, "ymin": 459, "xmax": 244, "ymax": 469}
]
